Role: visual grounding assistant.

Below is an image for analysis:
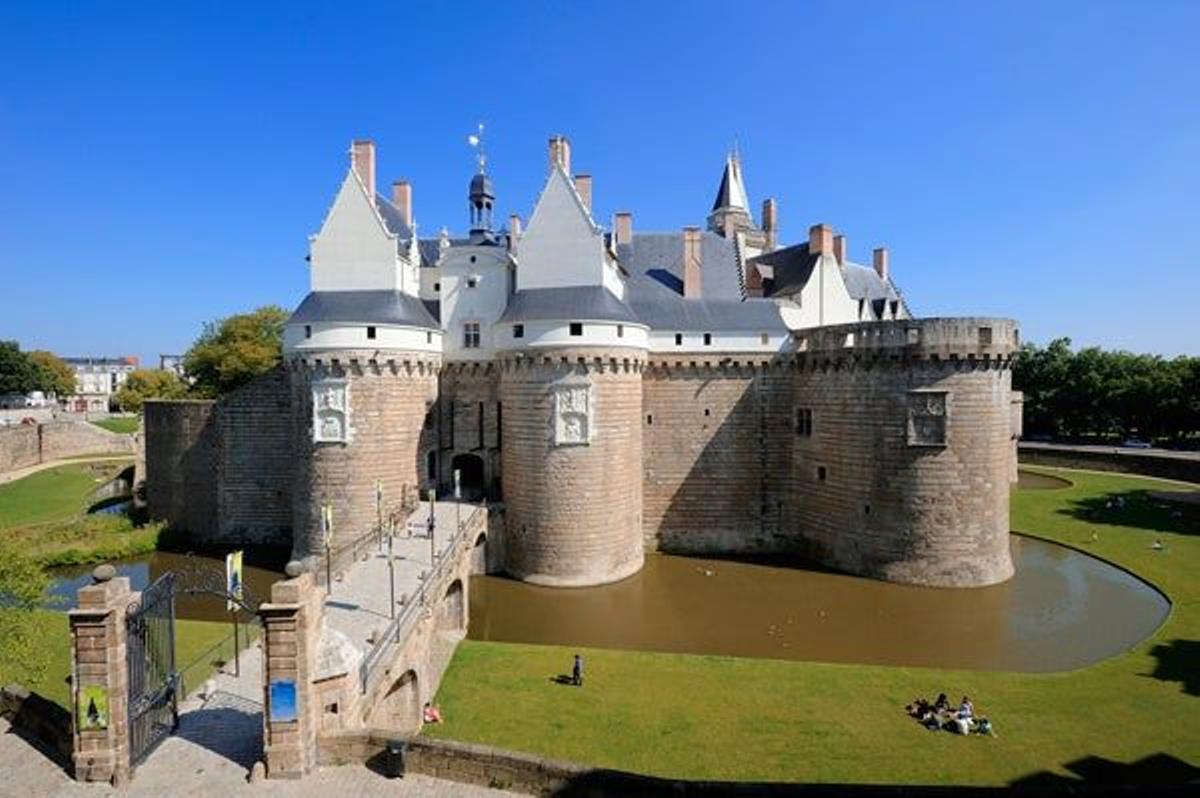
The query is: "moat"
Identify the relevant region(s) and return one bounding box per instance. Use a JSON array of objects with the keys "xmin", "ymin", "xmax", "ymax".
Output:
[{"xmin": 467, "ymin": 537, "xmax": 1167, "ymax": 672}]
